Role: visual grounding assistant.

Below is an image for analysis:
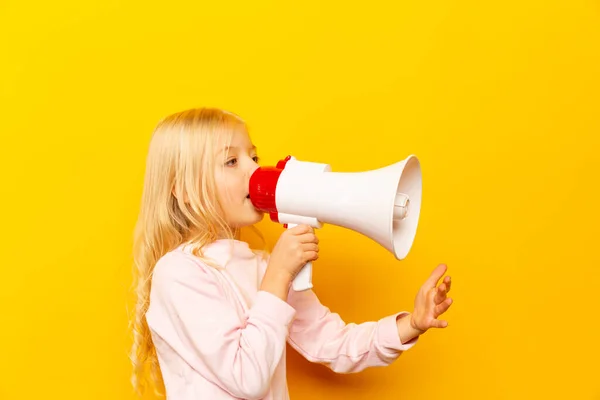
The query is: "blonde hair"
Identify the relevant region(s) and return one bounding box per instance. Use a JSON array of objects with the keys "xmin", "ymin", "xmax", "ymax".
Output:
[{"xmin": 128, "ymin": 107, "xmax": 261, "ymax": 397}]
